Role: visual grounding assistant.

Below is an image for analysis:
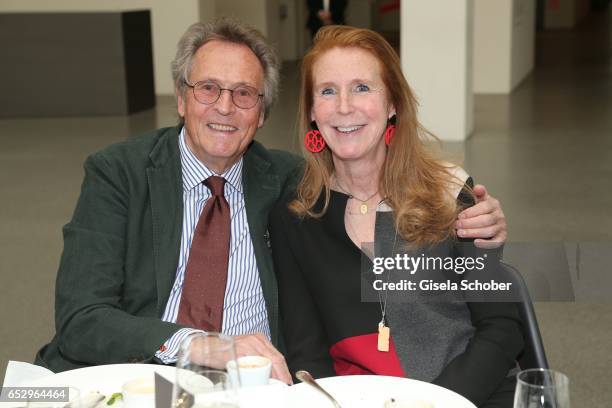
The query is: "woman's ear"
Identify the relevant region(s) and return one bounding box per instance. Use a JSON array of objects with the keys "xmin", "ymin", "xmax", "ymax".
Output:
[{"xmin": 388, "ymin": 104, "xmax": 396, "ymax": 120}]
